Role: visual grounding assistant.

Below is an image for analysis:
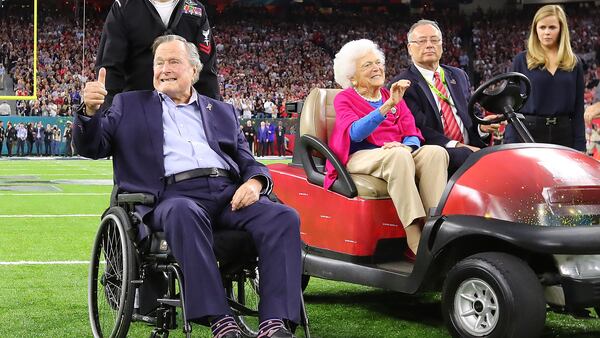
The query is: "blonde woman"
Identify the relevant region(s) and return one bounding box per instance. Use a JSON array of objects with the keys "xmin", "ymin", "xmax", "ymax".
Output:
[{"xmin": 506, "ymin": 5, "xmax": 584, "ymax": 151}]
